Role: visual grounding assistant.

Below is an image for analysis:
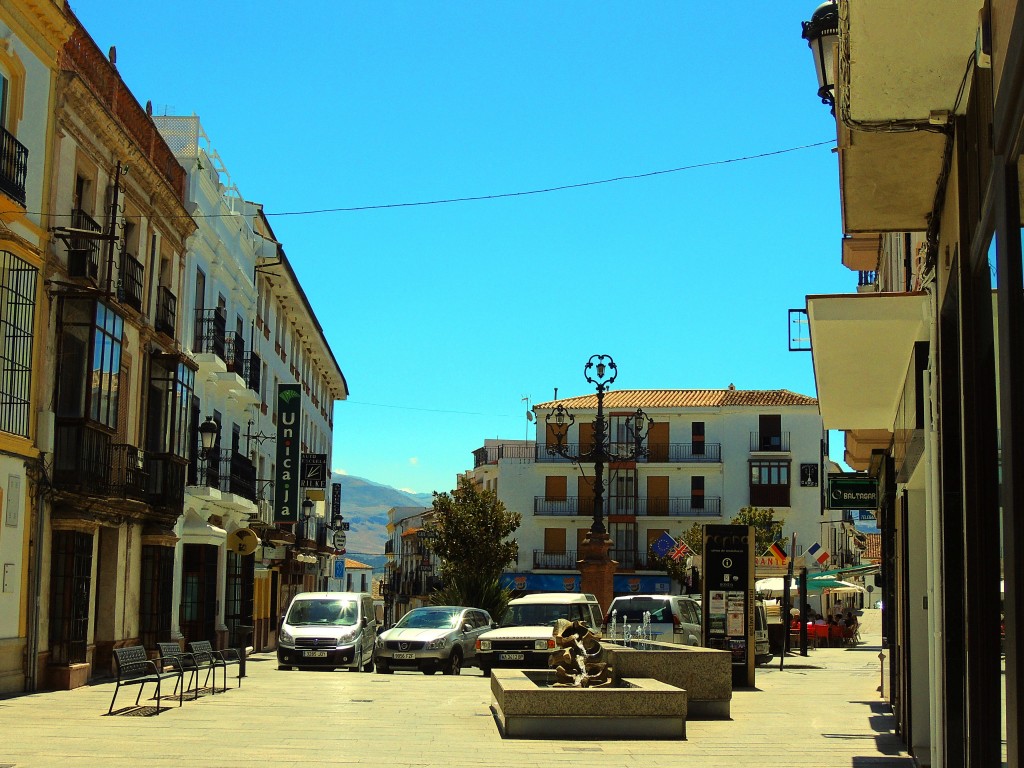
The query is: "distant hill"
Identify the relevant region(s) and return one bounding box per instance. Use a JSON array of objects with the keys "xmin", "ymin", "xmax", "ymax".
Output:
[{"xmin": 334, "ymin": 474, "xmax": 433, "ymax": 574}]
